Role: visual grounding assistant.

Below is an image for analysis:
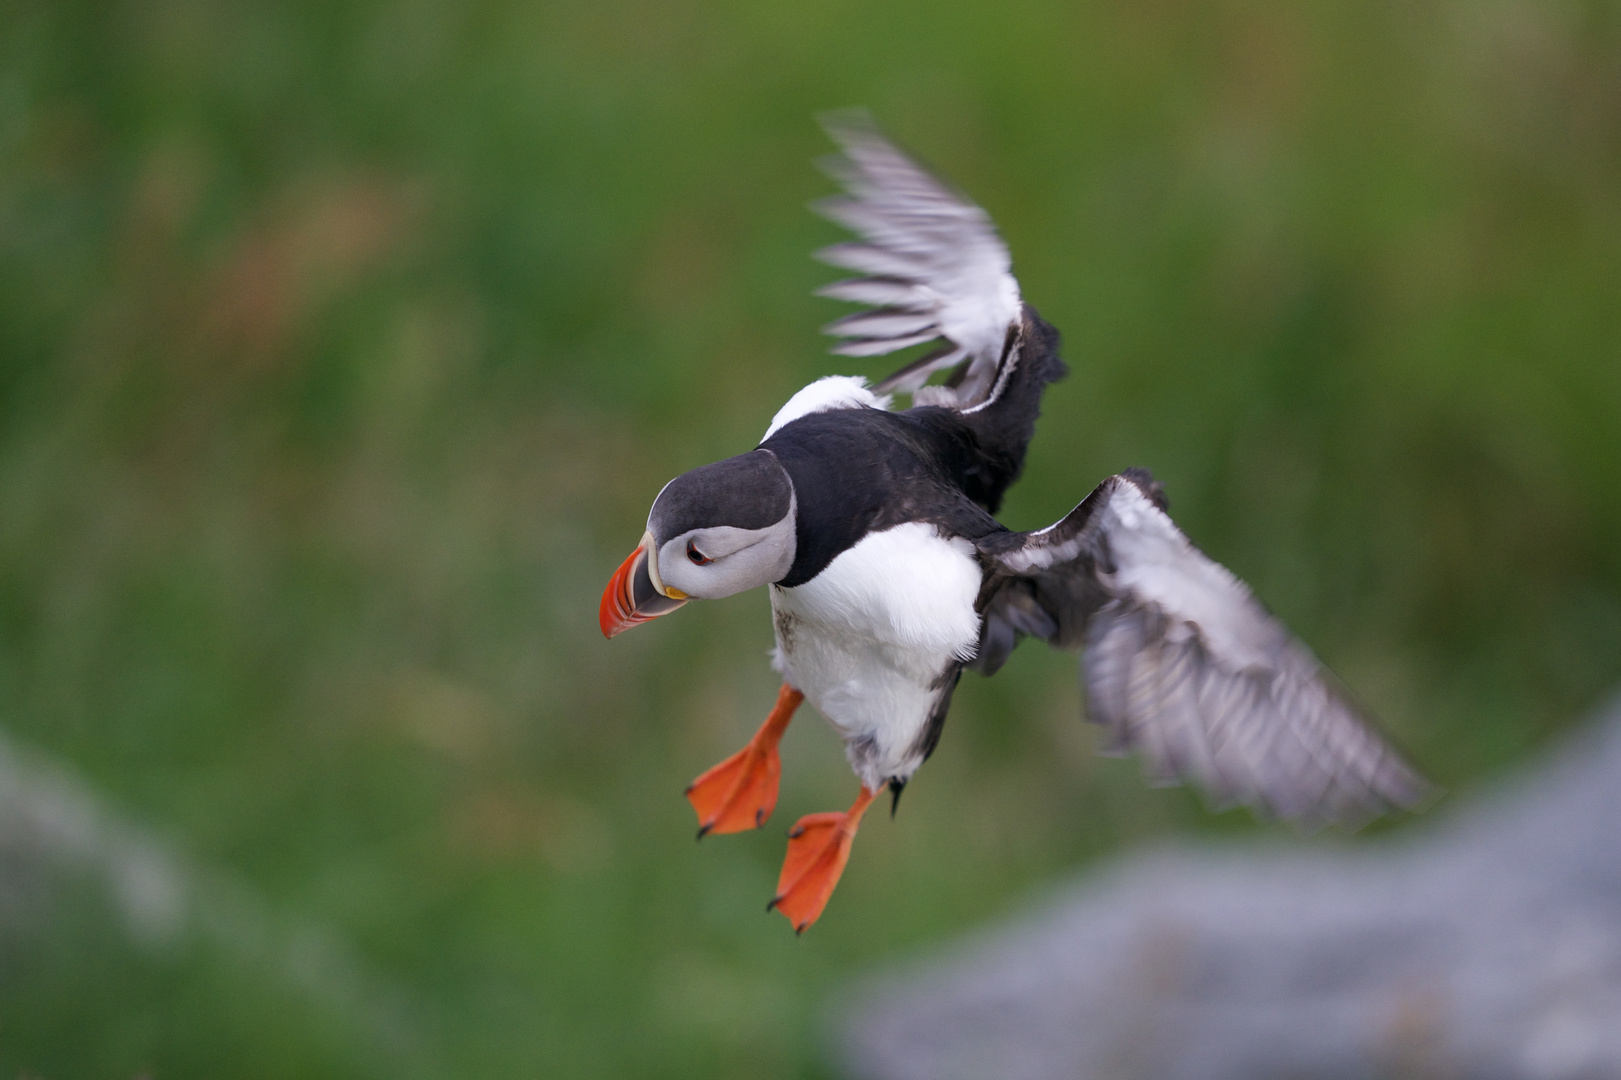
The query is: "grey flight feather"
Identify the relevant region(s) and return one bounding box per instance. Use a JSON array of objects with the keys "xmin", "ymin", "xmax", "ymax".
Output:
[
  {"xmin": 976, "ymin": 471, "xmax": 1431, "ymax": 829},
  {"xmin": 813, "ymin": 112, "xmax": 1024, "ymax": 409}
]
